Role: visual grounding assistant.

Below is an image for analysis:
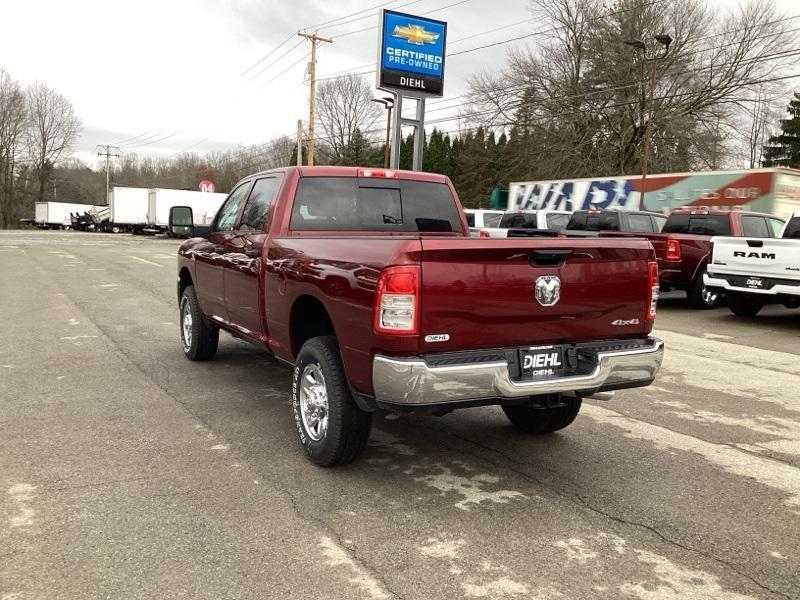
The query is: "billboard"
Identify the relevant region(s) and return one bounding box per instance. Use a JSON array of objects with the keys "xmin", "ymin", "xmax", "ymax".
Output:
[
  {"xmin": 508, "ymin": 169, "xmax": 800, "ymax": 218},
  {"xmin": 377, "ymin": 9, "xmax": 447, "ymax": 97}
]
